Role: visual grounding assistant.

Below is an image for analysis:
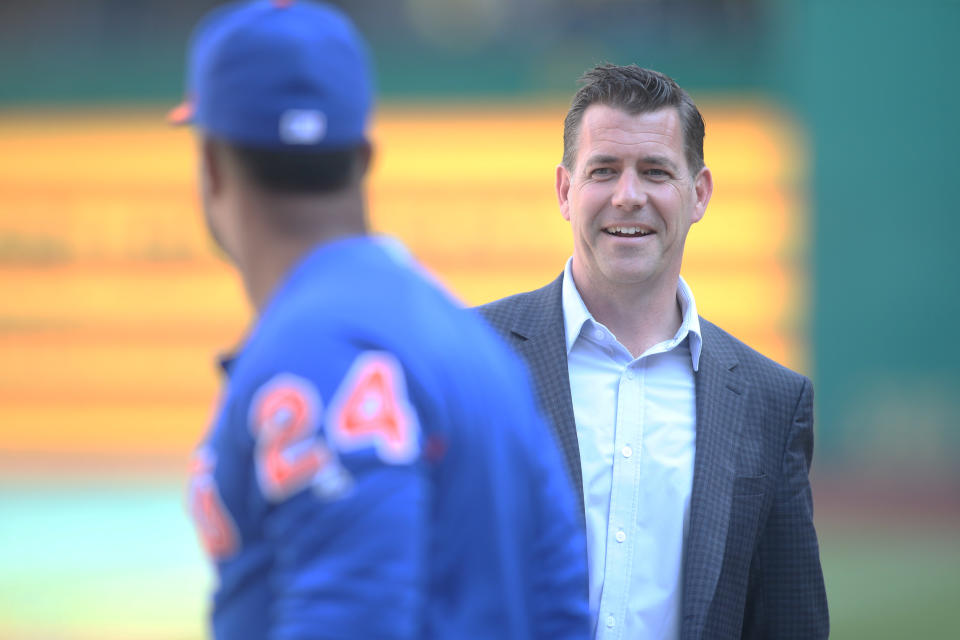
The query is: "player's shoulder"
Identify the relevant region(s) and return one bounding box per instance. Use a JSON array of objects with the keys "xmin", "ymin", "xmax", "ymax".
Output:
[
  {"xmin": 237, "ymin": 255, "xmax": 511, "ymax": 390},
  {"xmin": 225, "ymin": 292, "xmax": 358, "ymax": 406},
  {"xmin": 700, "ymin": 317, "xmax": 810, "ymax": 395},
  {"xmin": 258, "ymin": 290, "xmax": 341, "ymax": 354}
]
